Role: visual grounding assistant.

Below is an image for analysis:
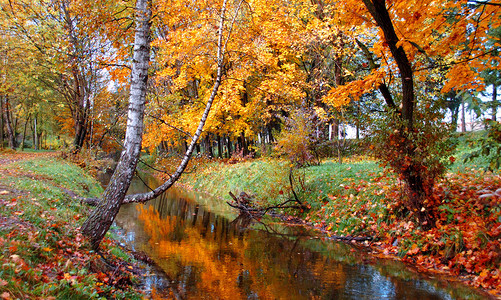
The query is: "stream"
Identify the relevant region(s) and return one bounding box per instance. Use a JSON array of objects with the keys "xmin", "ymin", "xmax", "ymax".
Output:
[{"xmin": 113, "ymin": 175, "xmax": 489, "ymax": 299}]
